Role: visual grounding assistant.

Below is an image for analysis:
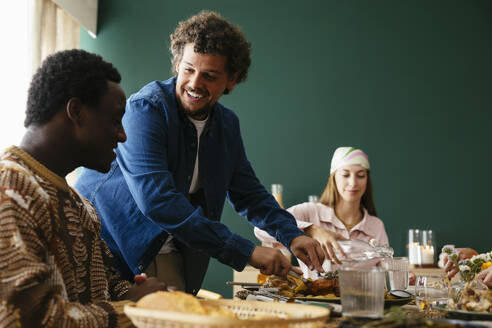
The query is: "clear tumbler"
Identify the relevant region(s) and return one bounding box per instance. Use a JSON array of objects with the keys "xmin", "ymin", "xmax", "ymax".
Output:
[
  {"xmin": 381, "ymin": 257, "xmax": 409, "ymax": 291},
  {"xmin": 339, "ymin": 266, "xmax": 385, "ymax": 319}
]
